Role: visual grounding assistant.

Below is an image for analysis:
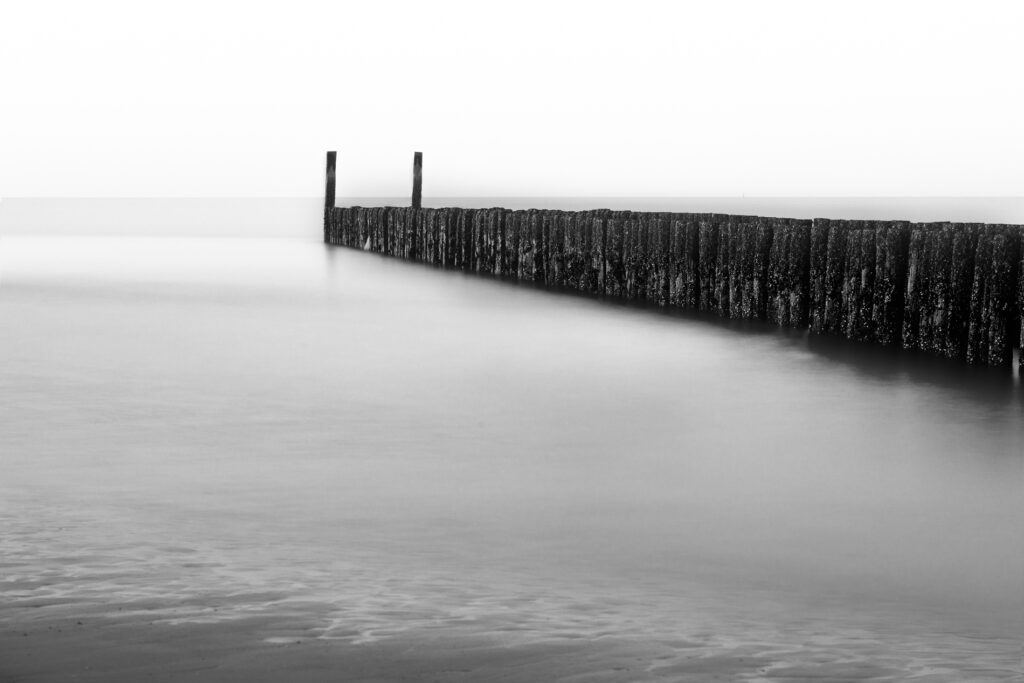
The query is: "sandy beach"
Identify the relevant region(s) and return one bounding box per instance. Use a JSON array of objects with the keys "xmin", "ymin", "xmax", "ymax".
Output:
[{"xmin": 7, "ymin": 598, "xmax": 1017, "ymax": 682}]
